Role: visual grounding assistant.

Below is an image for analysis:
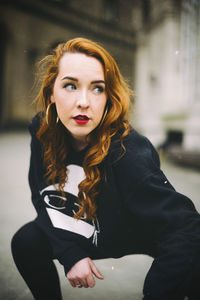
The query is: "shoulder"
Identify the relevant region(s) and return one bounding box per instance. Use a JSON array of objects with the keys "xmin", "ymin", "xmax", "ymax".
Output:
[
  {"xmin": 28, "ymin": 113, "xmax": 42, "ymax": 136},
  {"xmin": 109, "ymin": 127, "xmax": 161, "ymax": 181},
  {"xmin": 110, "ymin": 127, "xmax": 158, "ymax": 160}
]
